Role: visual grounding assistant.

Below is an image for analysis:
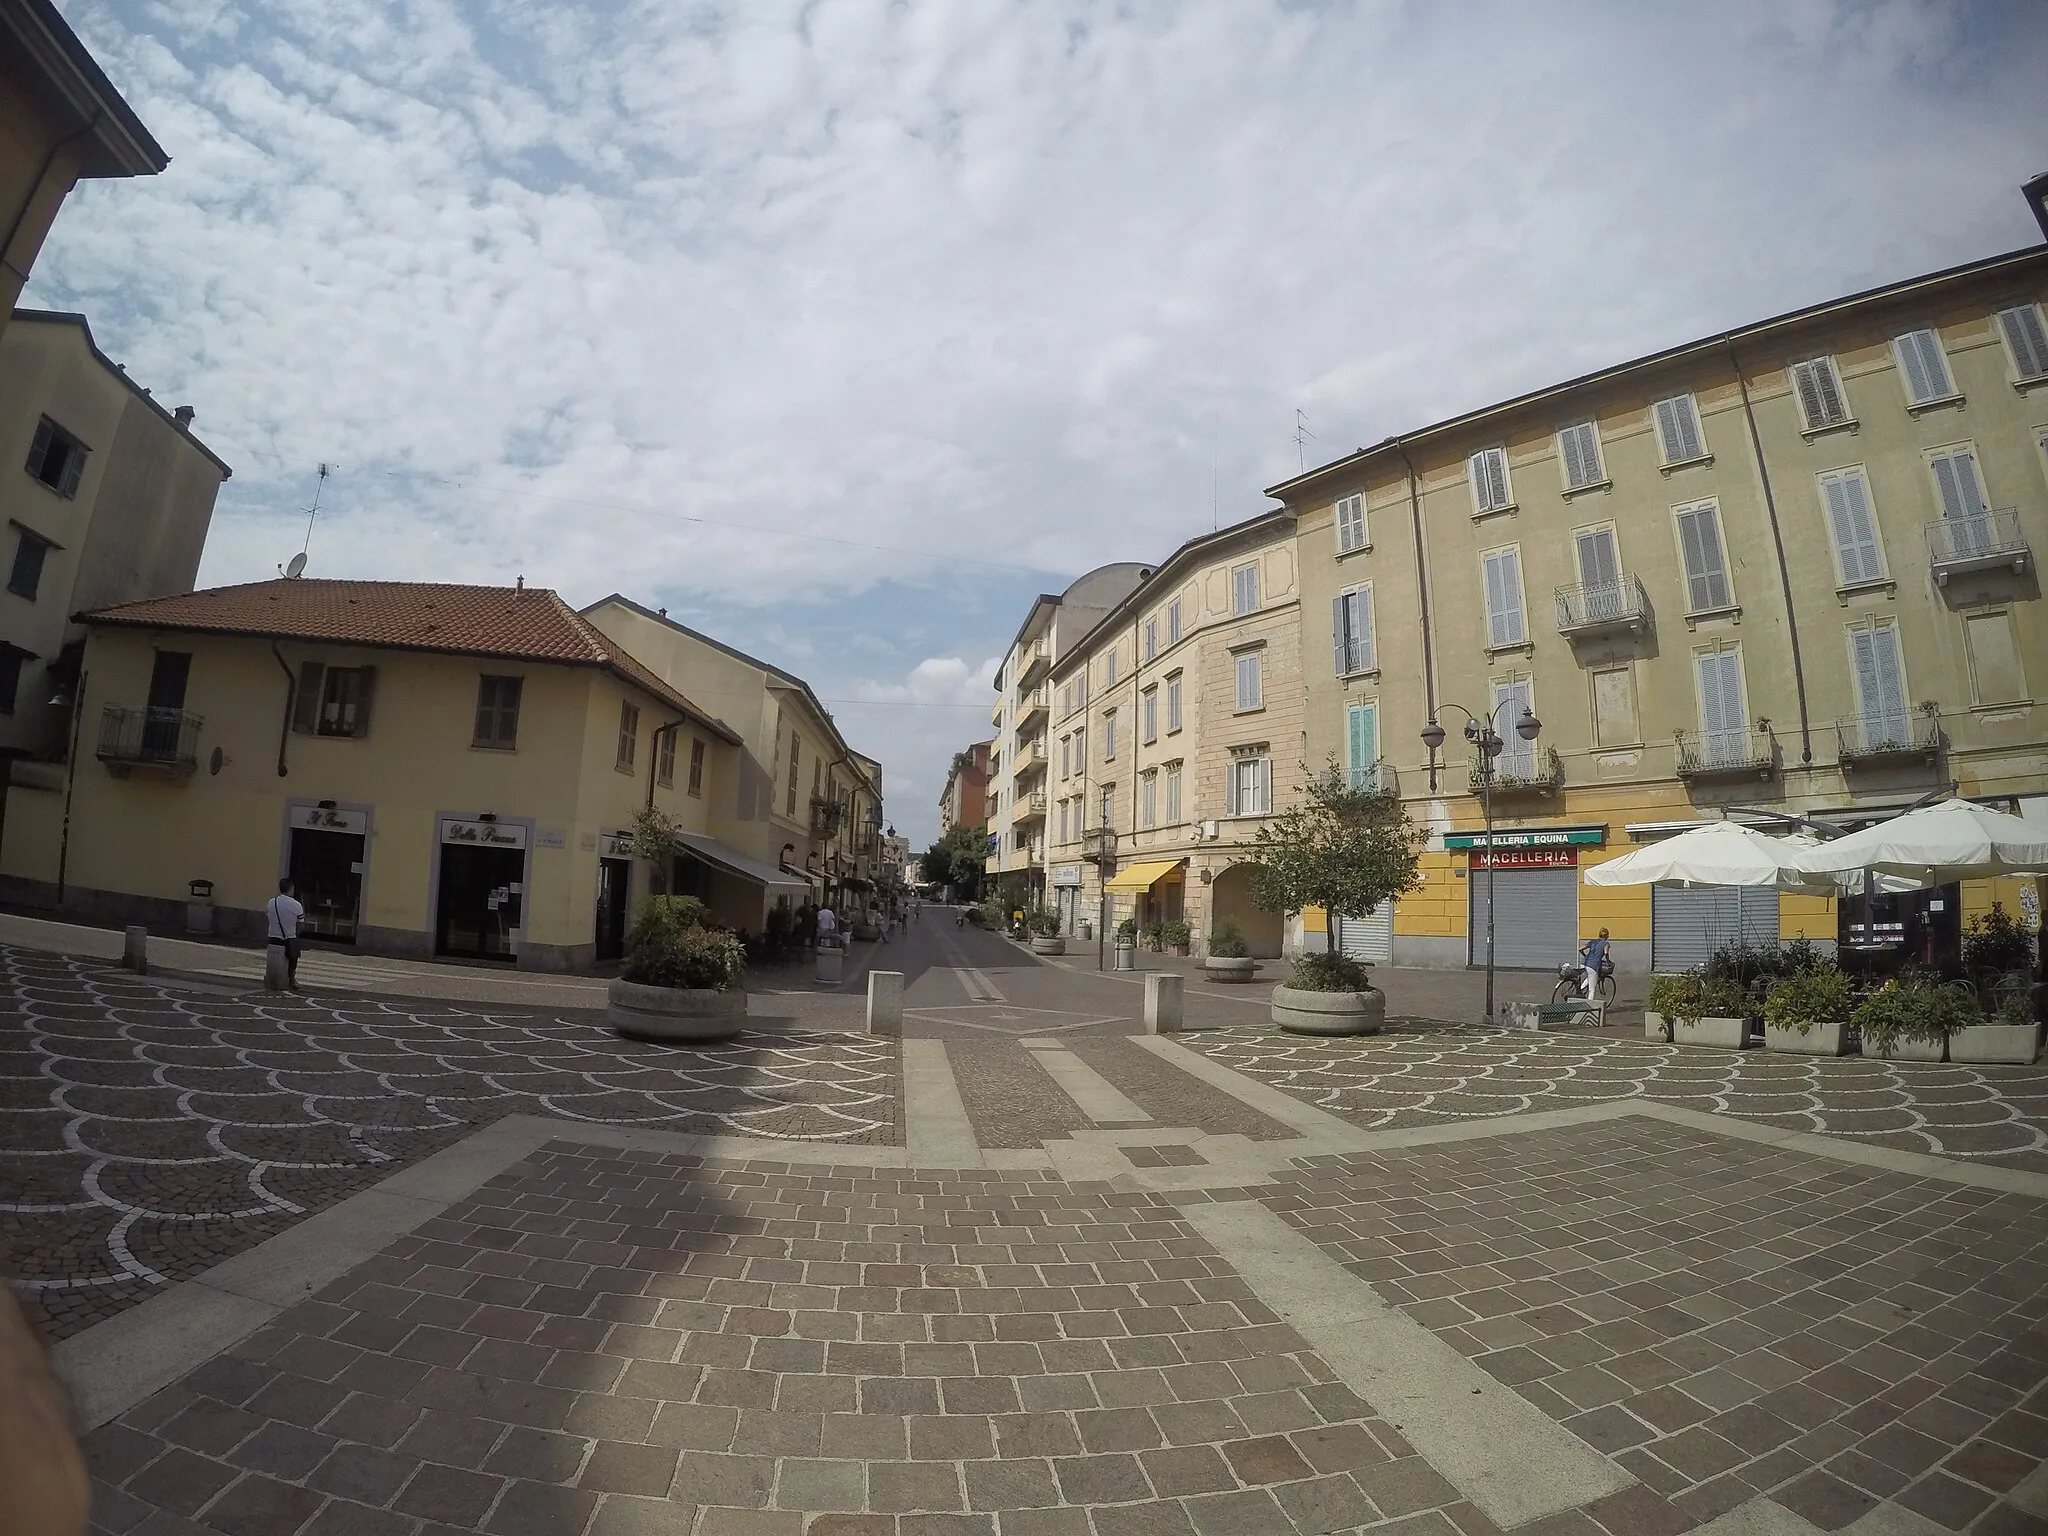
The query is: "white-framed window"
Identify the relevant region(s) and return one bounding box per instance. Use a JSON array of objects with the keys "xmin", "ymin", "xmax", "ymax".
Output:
[
  {"xmin": 1056, "ymin": 798, "xmax": 1068, "ymax": 844},
  {"xmin": 1105, "ymin": 647, "xmax": 1118, "ymax": 686},
  {"xmin": 1573, "ymin": 525, "xmax": 1621, "ymax": 601},
  {"xmin": 1995, "ymin": 303, "xmax": 2048, "ymax": 383},
  {"xmin": 1694, "ymin": 645, "xmax": 1749, "ymax": 768},
  {"xmin": 1168, "ymin": 597, "xmax": 1183, "ymax": 644},
  {"xmin": 1333, "ymin": 585, "xmax": 1374, "ymax": 675},
  {"xmin": 1140, "ymin": 769, "xmax": 1158, "ymax": 828},
  {"xmin": 1165, "ymin": 760, "xmax": 1182, "ymax": 822},
  {"xmin": 1346, "ymin": 702, "xmax": 1379, "ymax": 791},
  {"xmin": 1848, "ymin": 619, "xmax": 1910, "ymax": 747},
  {"xmin": 1653, "ymin": 394, "xmax": 1707, "ymax": 465},
  {"xmin": 1674, "ymin": 500, "xmax": 1733, "ymax": 613},
  {"xmin": 1468, "ymin": 446, "xmax": 1512, "ymax": 514},
  {"xmin": 1075, "ymin": 725, "xmax": 1085, "ymax": 765},
  {"xmin": 1141, "ymin": 686, "xmax": 1158, "ymax": 743},
  {"xmin": 1817, "ymin": 468, "xmax": 1886, "ymax": 587},
  {"xmin": 1927, "ymin": 443, "xmax": 1989, "ymax": 522},
  {"xmin": 1481, "ymin": 545, "xmax": 1526, "ymax": 648},
  {"xmin": 1557, "ymin": 421, "xmax": 1605, "ymax": 491},
  {"xmin": 1143, "ymin": 618, "xmax": 1158, "ymax": 661},
  {"xmin": 1103, "ymin": 710, "xmax": 1116, "ymax": 760},
  {"xmin": 1166, "ymin": 672, "xmax": 1183, "ymax": 733},
  {"xmin": 1892, "ymin": 328, "xmax": 1956, "ymax": 407},
  {"xmin": 1232, "ymin": 561, "xmax": 1260, "ymax": 615},
  {"xmin": 1335, "ymin": 493, "xmax": 1367, "ymax": 553},
  {"xmin": 1225, "ymin": 753, "xmax": 1270, "ymax": 817},
  {"xmin": 1490, "ymin": 678, "xmax": 1535, "ymax": 779},
  {"xmin": 1076, "ymin": 672, "xmax": 1088, "ymax": 708},
  {"xmin": 1790, "ymin": 356, "xmax": 1851, "ymax": 431},
  {"xmin": 1234, "ymin": 651, "xmax": 1263, "ymax": 711}
]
